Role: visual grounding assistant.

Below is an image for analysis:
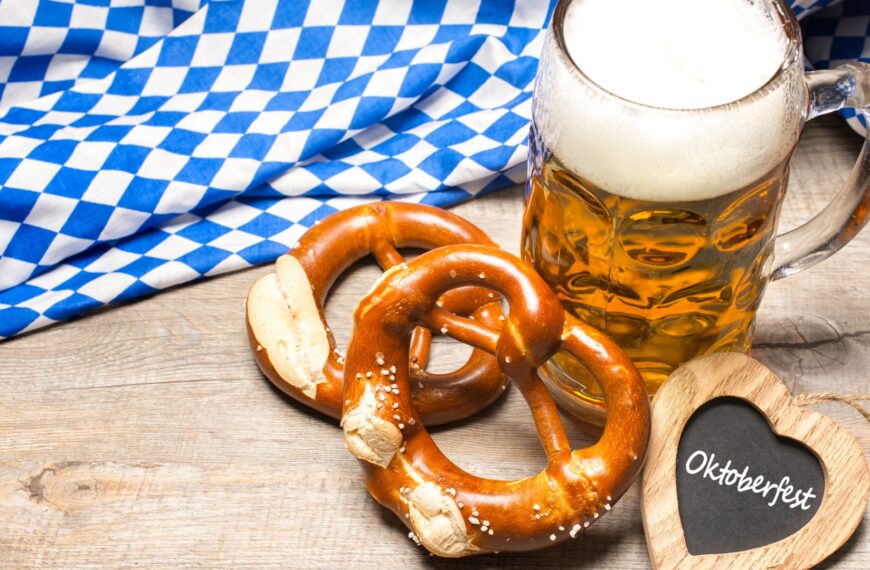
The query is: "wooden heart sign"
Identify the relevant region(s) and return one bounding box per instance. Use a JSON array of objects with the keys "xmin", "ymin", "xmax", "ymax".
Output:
[{"xmin": 641, "ymin": 353, "xmax": 869, "ymax": 569}]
